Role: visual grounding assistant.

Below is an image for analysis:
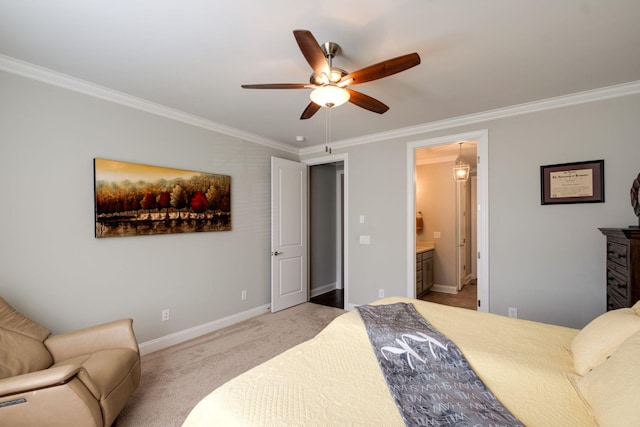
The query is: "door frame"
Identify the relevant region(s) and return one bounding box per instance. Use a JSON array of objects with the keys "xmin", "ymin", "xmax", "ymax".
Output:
[
  {"xmin": 406, "ymin": 130, "xmax": 489, "ymax": 312},
  {"xmin": 456, "ymin": 180, "xmax": 466, "ymax": 292},
  {"xmin": 336, "ymin": 166, "xmax": 344, "ymax": 290},
  {"xmin": 303, "ymin": 153, "xmax": 349, "ymax": 309}
]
